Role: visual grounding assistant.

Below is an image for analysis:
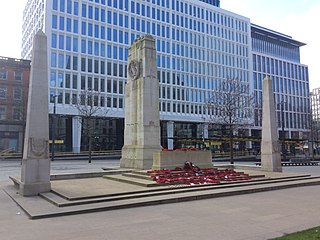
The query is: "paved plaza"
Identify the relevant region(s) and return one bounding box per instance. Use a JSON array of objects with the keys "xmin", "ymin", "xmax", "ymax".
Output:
[{"xmin": 1, "ymin": 159, "xmax": 320, "ymax": 239}]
